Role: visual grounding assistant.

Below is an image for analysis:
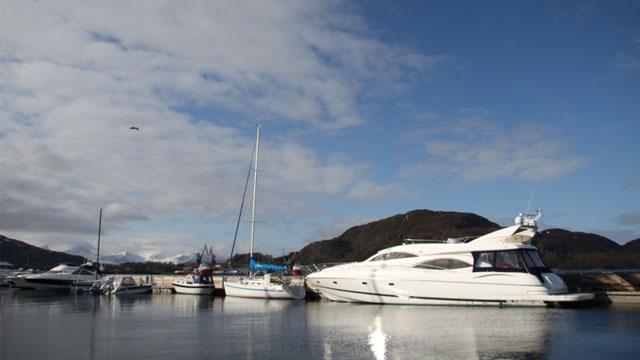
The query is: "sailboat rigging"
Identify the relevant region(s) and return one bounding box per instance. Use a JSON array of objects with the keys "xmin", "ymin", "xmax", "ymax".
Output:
[{"xmin": 223, "ymin": 124, "xmax": 306, "ymax": 299}]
